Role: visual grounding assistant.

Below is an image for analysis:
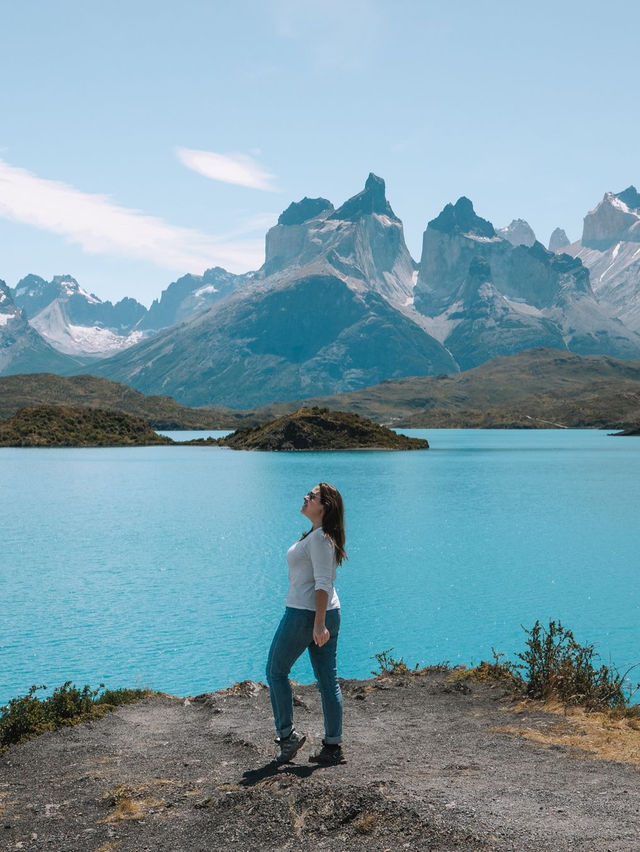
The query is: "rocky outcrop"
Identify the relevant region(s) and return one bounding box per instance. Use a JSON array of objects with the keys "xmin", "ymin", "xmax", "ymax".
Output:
[
  {"xmin": 548, "ymin": 228, "xmax": 570, "ymax": 252},
  {"xmin": 581, "ymin": 189, "xmax": 640, "ymax": 250},
  {"xmin": 218, "ymin": 407, "xmax": 429, "ymax": 450},
  {"xmin": 278, "ymin": 197, "xmax": 334, "ymax": 226},
  {"xmin": 497, "ymin": 219, "xmax": 536, "ymax": 247},
  {"xmin": 139, "ymin": 267, "xmax": 247, "ymax": 332},
  {"xmin": 0, "ymin": 281, "xmax": 81, "ymax": 376},
  {"xmin": 13, "ymin": 274, "xmax": 147, "ymax": 358}
]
